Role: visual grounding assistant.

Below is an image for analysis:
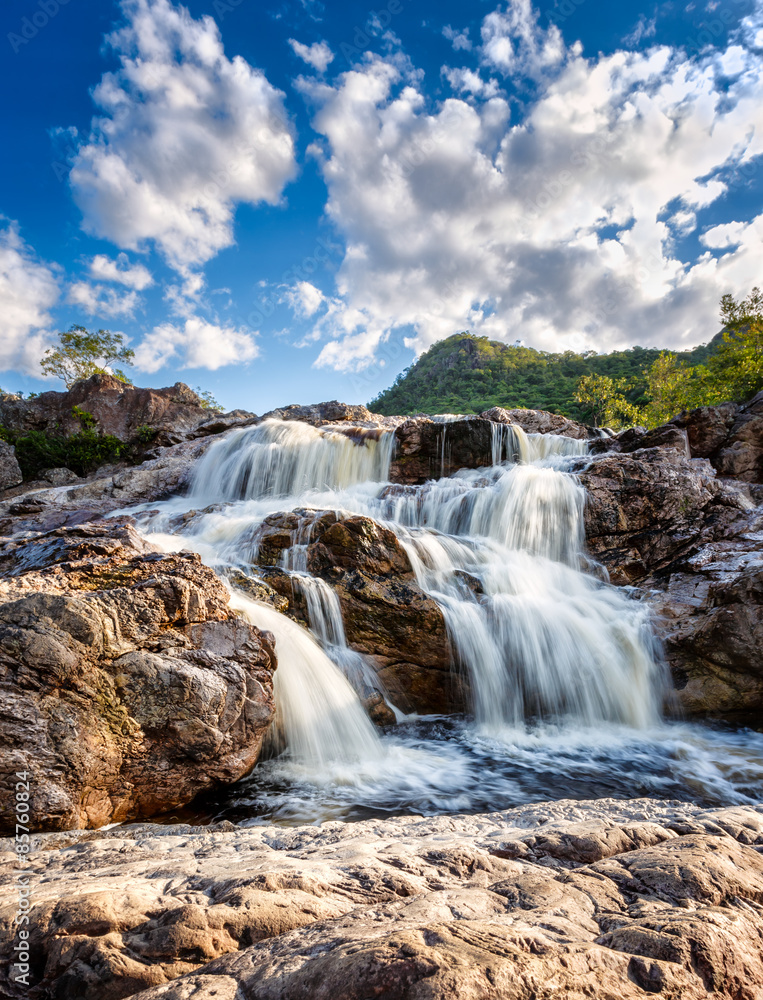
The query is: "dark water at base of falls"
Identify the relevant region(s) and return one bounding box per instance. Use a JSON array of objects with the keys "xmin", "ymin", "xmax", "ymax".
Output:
[{"xmin": 155, "ymin": 716, "xmax": 763, "ymax": 827}]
